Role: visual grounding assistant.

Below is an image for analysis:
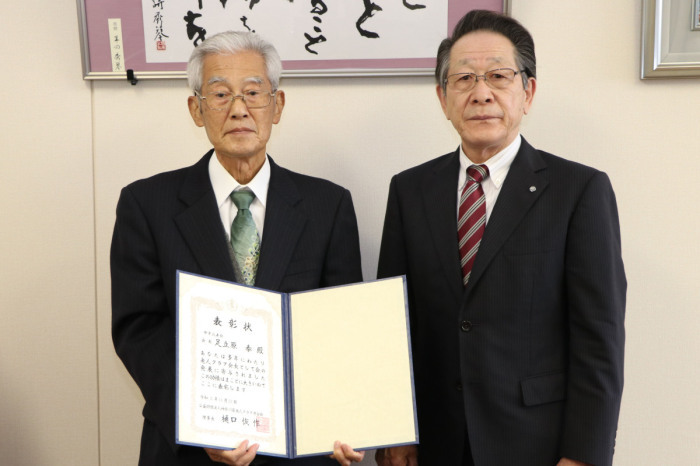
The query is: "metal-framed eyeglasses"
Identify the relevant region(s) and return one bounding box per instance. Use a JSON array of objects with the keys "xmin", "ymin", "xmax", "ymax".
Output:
[
  {"xmin": 445, "ymin": 68, "xmax": 526, "ymax": 92},
  {"xmin": 195, "ymin": 89, "xmax": 277, "ymax": 111}
]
